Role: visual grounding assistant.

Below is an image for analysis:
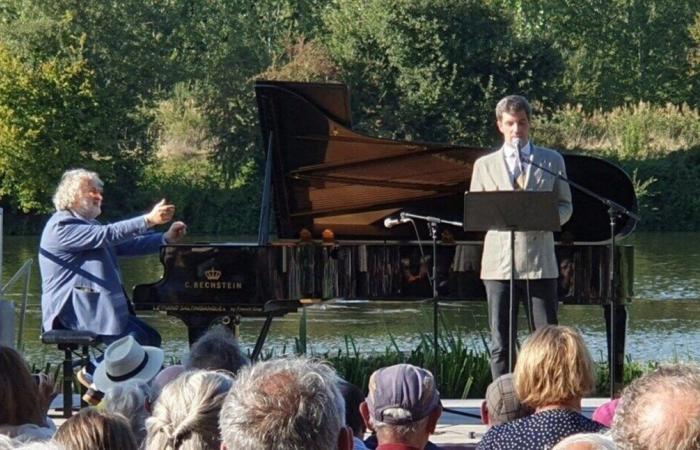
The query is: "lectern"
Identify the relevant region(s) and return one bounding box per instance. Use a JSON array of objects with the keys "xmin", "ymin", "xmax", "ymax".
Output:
[{"xmin": 464, "ymin": 190, "xmax": 560, "ymax": 372}]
